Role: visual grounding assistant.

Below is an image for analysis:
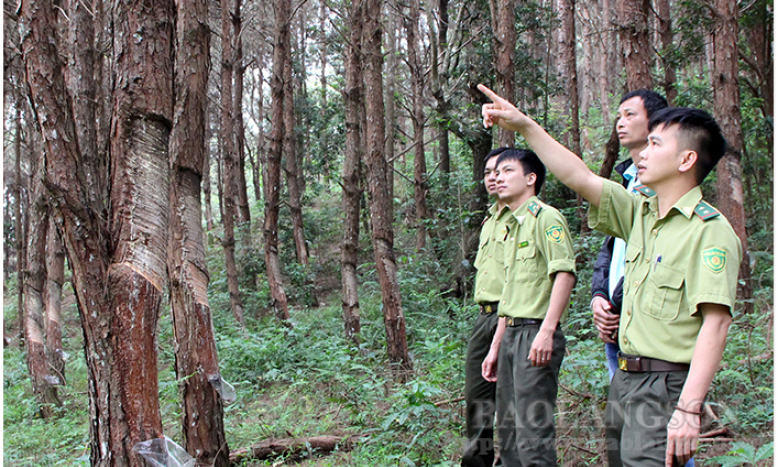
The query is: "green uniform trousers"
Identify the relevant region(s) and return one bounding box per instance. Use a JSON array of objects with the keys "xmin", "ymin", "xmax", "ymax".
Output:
[
  {"xmin": 463, "ymin": 311, "xmax": 501, "ymax": 467},
  {"xmin": 605, "ymin": 369, "xmax": 689, "ymax": 467},
  {"xmin": 495, "ymin": 323, "xmax": 565, "ymax": 467}
]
